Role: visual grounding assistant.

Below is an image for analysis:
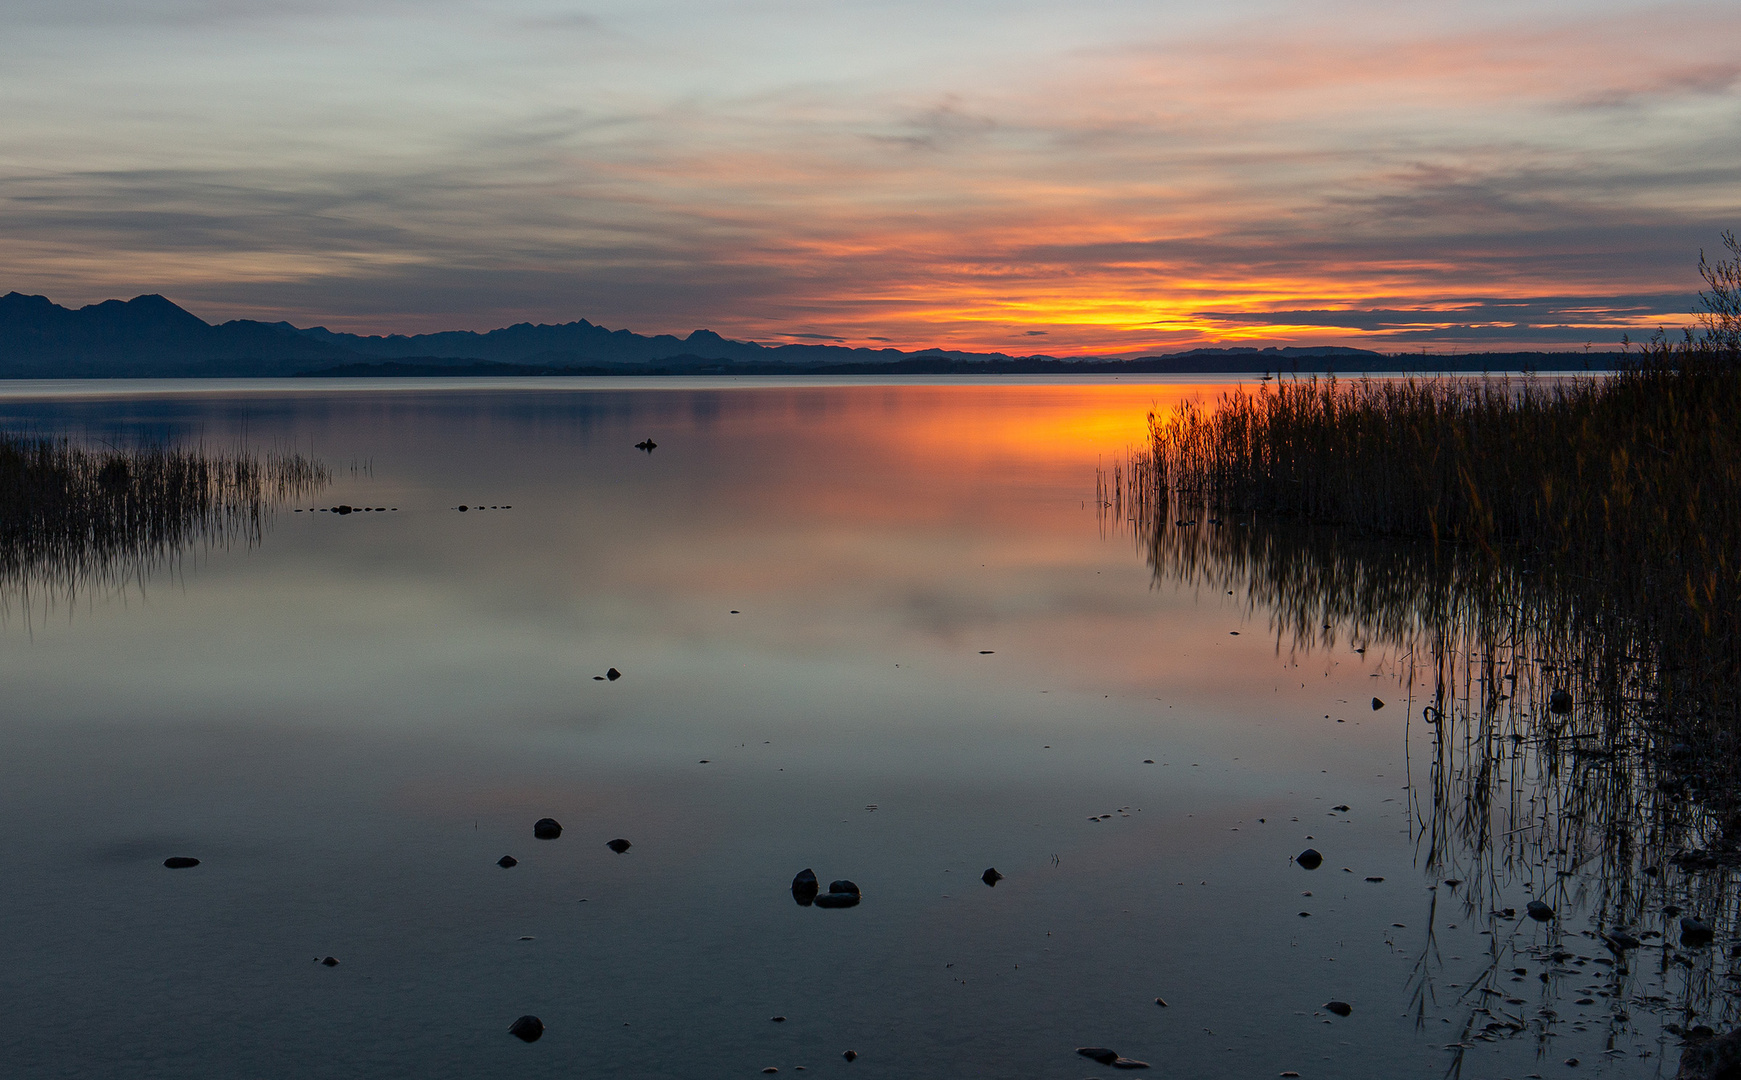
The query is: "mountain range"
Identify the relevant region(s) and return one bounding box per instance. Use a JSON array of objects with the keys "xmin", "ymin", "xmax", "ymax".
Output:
[{"xmin": 0, "ymin": 292, "xmax": 1618, "ymax": 377}]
